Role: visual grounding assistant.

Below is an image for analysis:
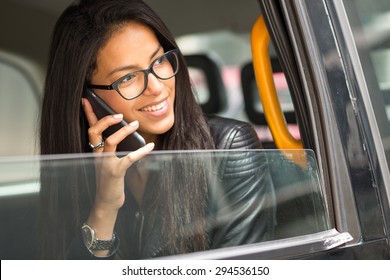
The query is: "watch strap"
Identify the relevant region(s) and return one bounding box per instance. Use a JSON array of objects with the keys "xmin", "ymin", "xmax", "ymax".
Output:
[
  {"xmin": 90, "ymin": 234, "xmax": 116, "ymax": 250},
  {"xmin": 82, "ymin": 223, "xmax": 116, "ymax": 251}
]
